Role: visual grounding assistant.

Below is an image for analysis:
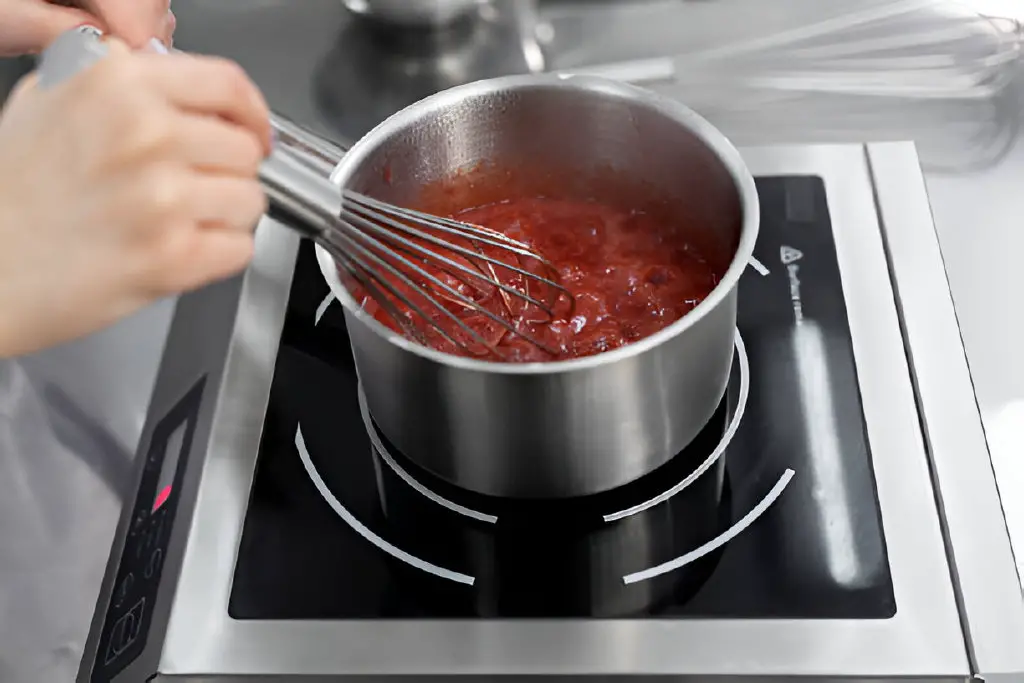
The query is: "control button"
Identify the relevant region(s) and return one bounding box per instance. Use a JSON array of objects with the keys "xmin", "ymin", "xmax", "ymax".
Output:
[
  {"xmin": 136, "ymin": 520, "xmax": 160, "ymax": 559},
  {"xmin": 103, "ymin": 597, "xmax": 145, "ymax": 665},
  {"xmin": 151, "ymin": 509, "xmax": 167, "ymax": 544},
  {"xmin": 112, "ymin": 573, "xmax": 134, "ymax": 609},
  {"xmin": 144, "ymin": 548, "xmax": 163, "ymax": 579}
]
